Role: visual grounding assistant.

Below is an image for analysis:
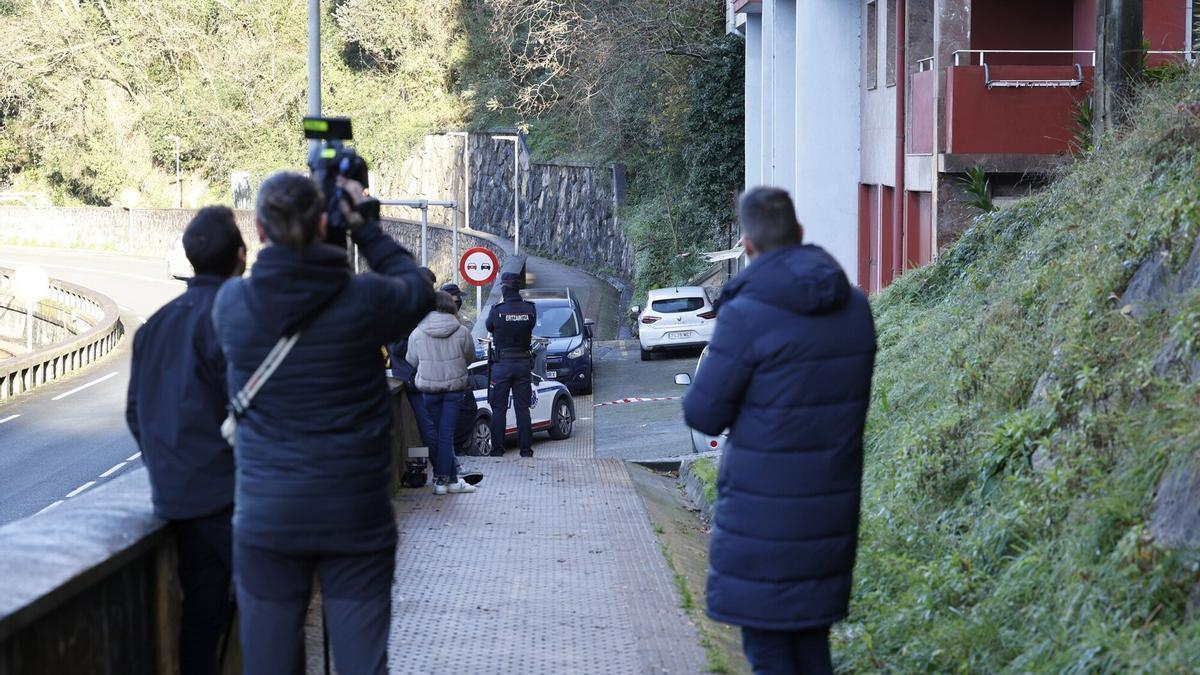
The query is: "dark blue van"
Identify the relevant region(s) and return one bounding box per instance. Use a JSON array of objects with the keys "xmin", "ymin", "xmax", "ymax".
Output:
[{"xmin": 522, "ymin": 289, "xmax": 593, "ymax": 395}]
